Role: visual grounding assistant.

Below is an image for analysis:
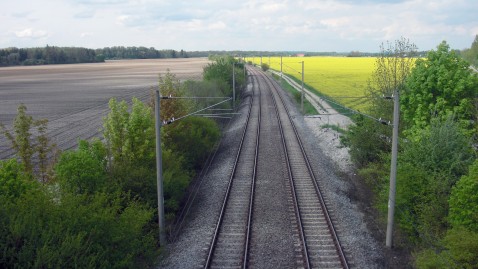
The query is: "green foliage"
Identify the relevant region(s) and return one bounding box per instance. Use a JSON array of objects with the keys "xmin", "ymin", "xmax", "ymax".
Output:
[
  {"xmin": 102, "ymin": 97, "xmax": 157, "ymax": 206},
  {"xmin": 158, "ymin": 72, "xmax": 190, "ymax": 120},
  {"xmin": 183, "ymin": 79, "xmax": 231, "ymax": 111},
  {"xmin": 448, "ymin": 160, "xmax": 478, "ymax": 232},
  {"xmin": 0, "ymin": 189, "xmax": 156, "ymax": 268},
  {"xmin": 403, "ymin": 41, "xmax": 478, "ymax": 139},
  {"xmin": 55, "ymin": 140, "xmax": 108, "ymax": 195},
  {"xmin": 0, "ymin": 159, "xmax": 34, "ymax": 200},
  {"xmin": 203, "ymin": 55, "xmax": 246, "ymax": 96},
  {"xmin": 461, "ymin": 35, "xmax": 478, "ymax": 67},
  {"xmin": 103, "ymin": 97, "xmax": 155, "ymax": 169},
  {"xmin": 0, "ymin": 104, "xmax": 56, "ymax": 180},
  {"xmin": 261, "ymin": 63, "xmax": 269, "ymax": 71},
  {"xmin": 1, "ymin": 104, "xmax": 34, "ymax": 175},
  {"xmin": 164, "ymin": 116, "xmax": 220, "ymax": 170},
  {"xmin": 343, "ymin": 115, "xmax": 390, "ymax": 167},
  {"xmin": 162, "ymin": 148, "xmax": 190, "ymax": 213},
  {"xmin": 401, "ymin": 117, "xmax": 474, "ymax": 179},
  {"xmin": 393, "ymin": 118, "xmax": 474, "ymax": 242},
  {"xmin": 415, "ymin": 227, "xmax": 478, "ymax": 269},
  {"xmin": 96, "ymin": 46, "xmax": 187, "ymax": 60},
  {"xmin": 0, "ymin": 46, "xmax": 102, "ymax": 66}
]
